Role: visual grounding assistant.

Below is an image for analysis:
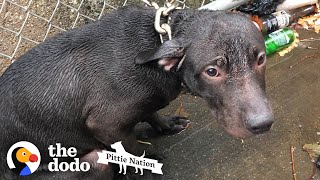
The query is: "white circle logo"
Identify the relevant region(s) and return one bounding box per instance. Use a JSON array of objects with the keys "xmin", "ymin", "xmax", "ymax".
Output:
[{"xmin": 7, "ymin": 141, "xmax": 41, "ymax": 176}]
